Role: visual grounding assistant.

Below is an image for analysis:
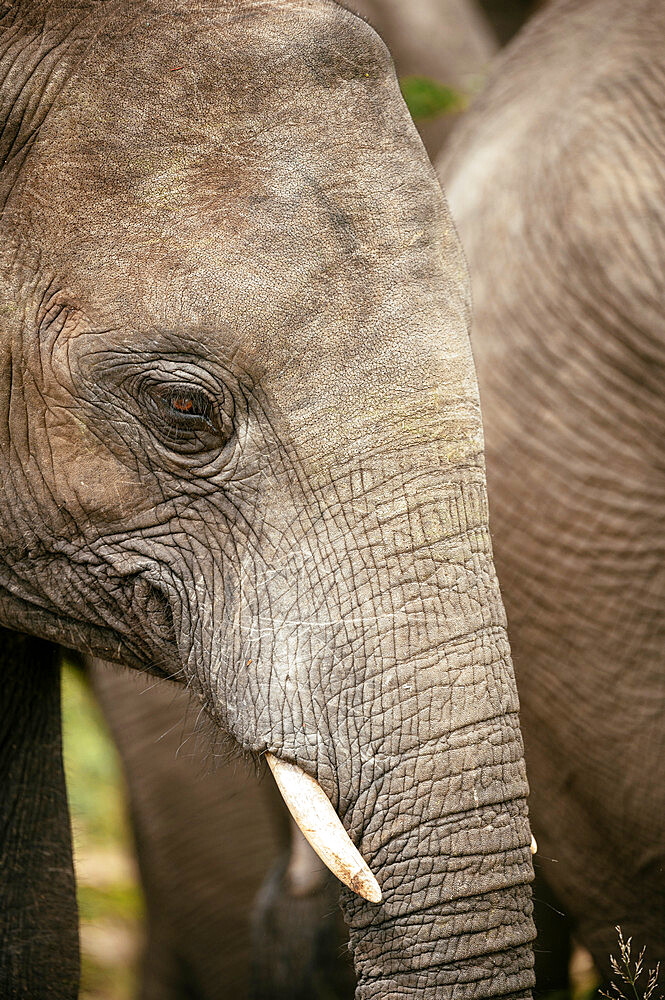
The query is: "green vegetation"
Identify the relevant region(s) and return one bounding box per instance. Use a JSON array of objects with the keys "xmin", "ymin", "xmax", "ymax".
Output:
[
  {"xmin": 399, "ymin": 75, "xmax": 466, "ymax": 120},
  {"xmin": 62, "ymin": 664, "xmax": 127, "ymax": 845},
  {"xmin": 61, "ymin": 662, "xmax": 144, "ymax": 1000},
  {"xmin": 77, "ymin": 883, "xmax": 144, "ymax": 926}
]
